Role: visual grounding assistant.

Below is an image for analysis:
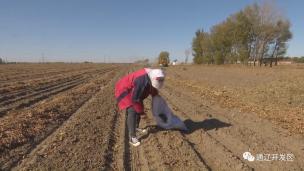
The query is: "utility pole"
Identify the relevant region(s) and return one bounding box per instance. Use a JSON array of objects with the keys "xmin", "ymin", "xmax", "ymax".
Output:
[
  {"xmin": 185, "ymin": 49, "xmax": 191, "ymax": 64},
  {"xmin": 41, "ymin": 53, "xmax": 45, "ymax": 63}
]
